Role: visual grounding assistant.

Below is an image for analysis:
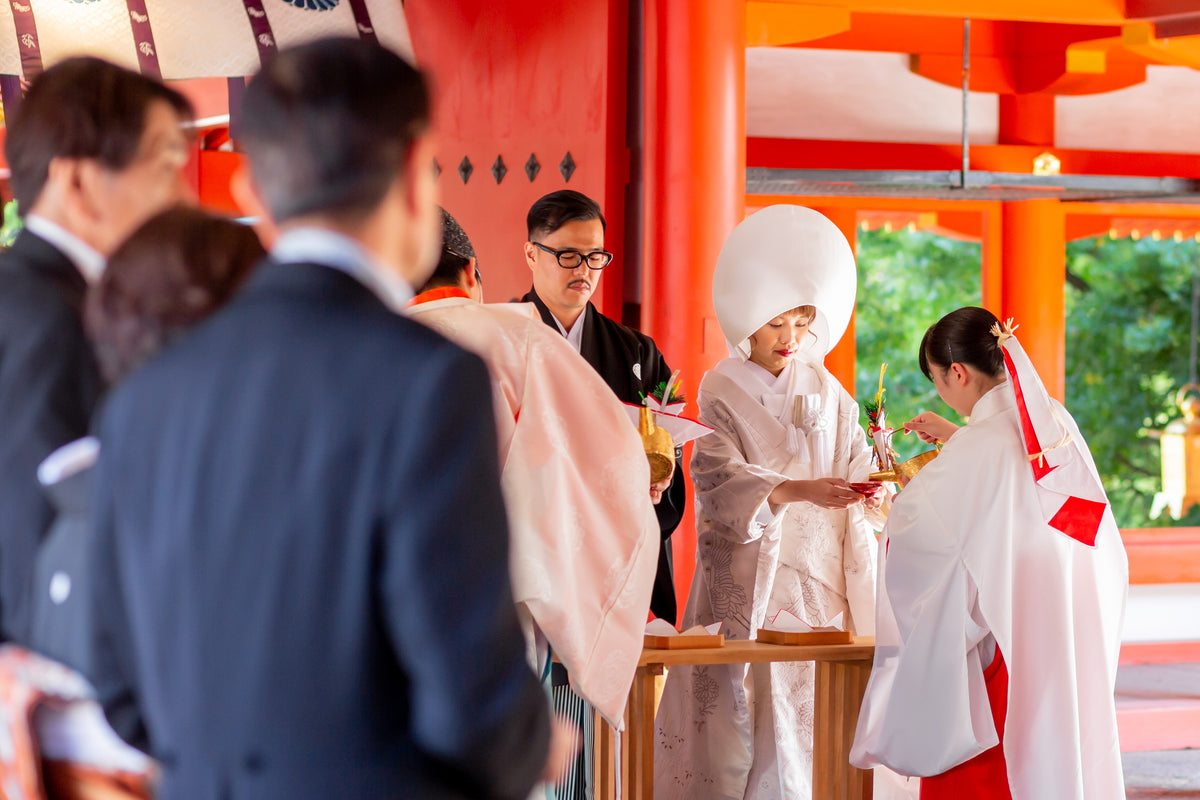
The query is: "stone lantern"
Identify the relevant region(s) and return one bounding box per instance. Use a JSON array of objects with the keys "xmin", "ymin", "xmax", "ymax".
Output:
[{"xmin": 1157, "ymin": 386, "xmax": 1200, "ymax": 519}]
